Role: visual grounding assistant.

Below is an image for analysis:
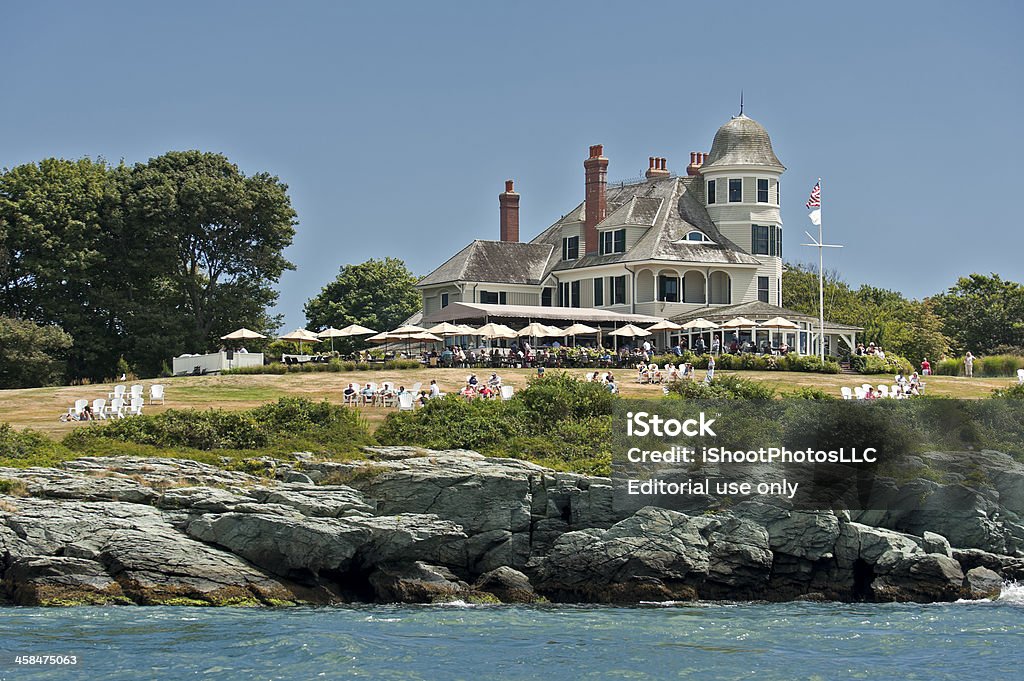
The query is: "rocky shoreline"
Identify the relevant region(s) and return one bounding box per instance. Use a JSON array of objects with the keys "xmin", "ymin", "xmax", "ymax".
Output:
[{"xmin": 1, "ymin": 448, "xmax": 1021, "ymax": 606}]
